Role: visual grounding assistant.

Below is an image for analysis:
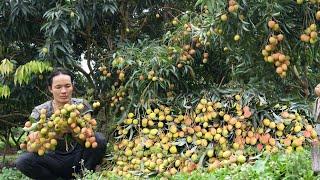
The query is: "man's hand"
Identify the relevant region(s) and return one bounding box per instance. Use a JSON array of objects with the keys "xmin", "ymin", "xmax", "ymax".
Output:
[
  {"xmin": 23, "ymin": 121, "xmax": 39, "ymax": 132},
  {"xmin": 28, "ymin": 131, "xmax": 39, "ymax": 142},
  {"xmin": 26, "ymin": 131, "xmax": 39, "ymax": 152}
]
